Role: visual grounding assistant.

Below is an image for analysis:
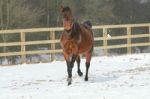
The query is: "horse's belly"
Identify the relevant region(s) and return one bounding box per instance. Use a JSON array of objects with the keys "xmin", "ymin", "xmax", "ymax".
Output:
[{"xmin": 79, "ymin": 39, "xmax": 93, "ymax": 53}]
